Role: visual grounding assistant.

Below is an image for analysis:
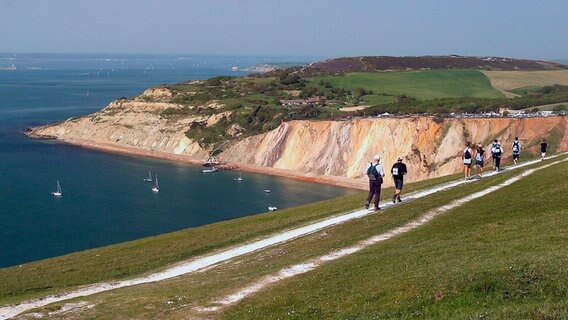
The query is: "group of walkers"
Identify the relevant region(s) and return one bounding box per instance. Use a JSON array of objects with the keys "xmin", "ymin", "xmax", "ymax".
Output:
[
  {"xmin": 364, "ymin": 137, "xmax": 549, "ymax": 211},
  {"xmin": 461, "ymin": 137, "xmax": 548, "ymax": 179},
  {"xmin": 364, "ymin": 155, "xmax": 407, "ymax": 211}
]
